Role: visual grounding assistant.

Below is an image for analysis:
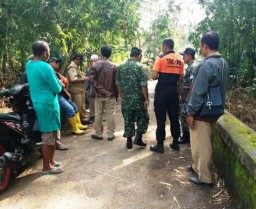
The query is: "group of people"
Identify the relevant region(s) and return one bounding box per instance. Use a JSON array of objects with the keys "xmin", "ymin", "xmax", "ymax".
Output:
[{"xmin": 25, "ymin": 30, "xmax": 229, "ymax": 187}]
